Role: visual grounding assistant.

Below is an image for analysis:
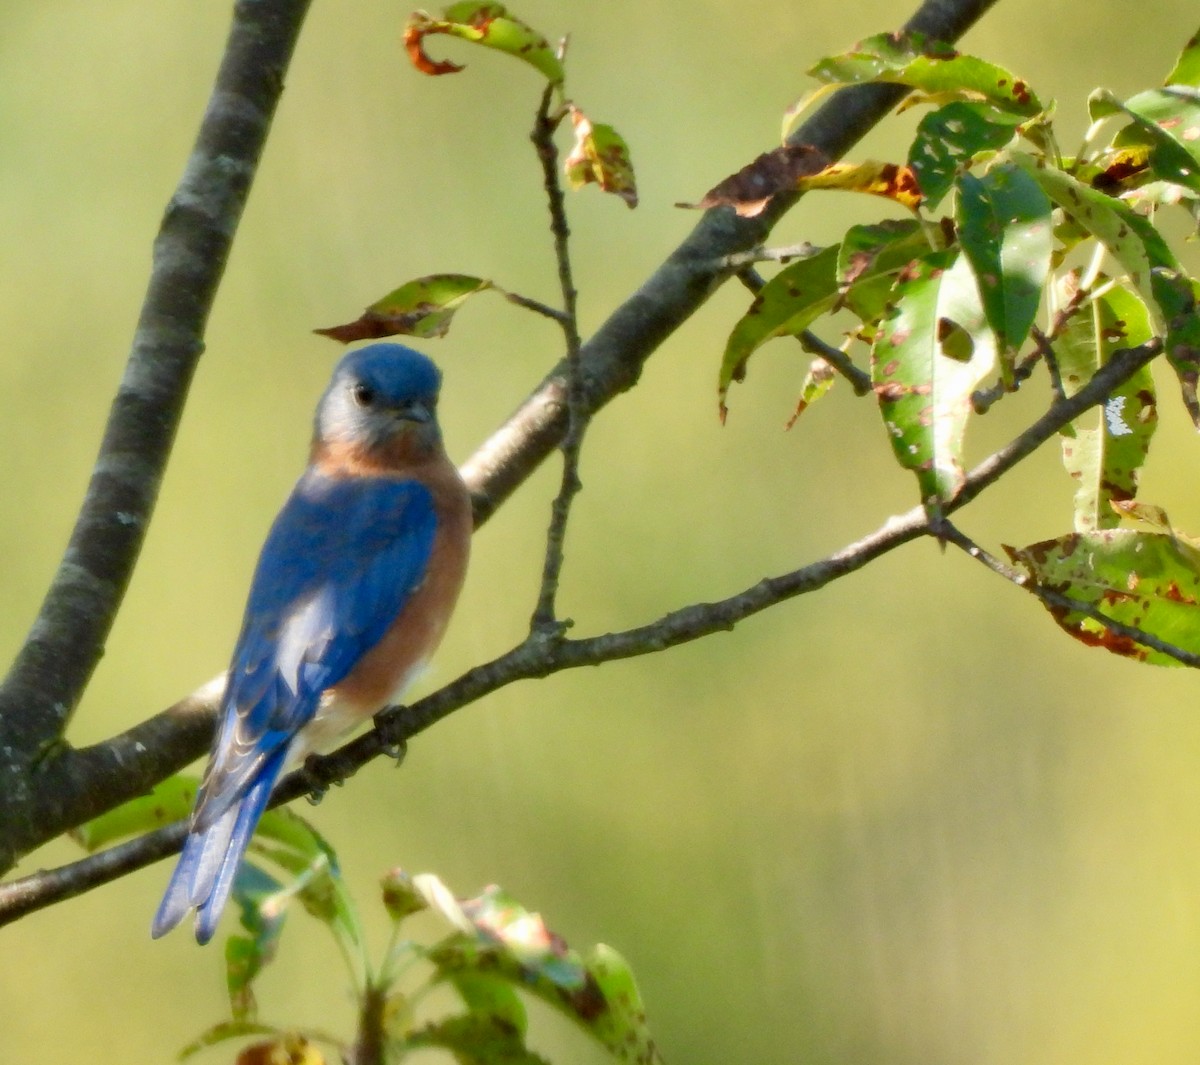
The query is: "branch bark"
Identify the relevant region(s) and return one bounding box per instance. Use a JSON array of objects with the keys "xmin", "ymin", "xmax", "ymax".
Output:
[
  {"xmin": 0, "ymin": 0, "xmax": 998, "ymax": 881},
  {"xmin": 0, "ymin": 0, "xmax": 314, "ymax": 869}
]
